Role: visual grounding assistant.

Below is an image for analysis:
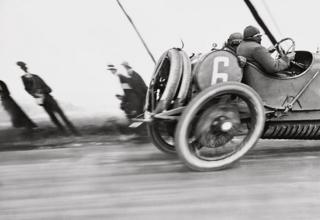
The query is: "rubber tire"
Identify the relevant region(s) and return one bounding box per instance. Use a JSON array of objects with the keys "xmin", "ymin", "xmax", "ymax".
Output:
[
  {"xmin": 147, "ymin": 121, "xmax": 176, "ymax": 155},
  {"xmin": 175, "ymin": 82, "xmax": 265, "ymax": 171},
  {"xmin": 173, "ymin": 50, "xmax": 192, "ymax": 107},
  {"xmin": 153, "ymin": 48, "xmax": 183, "ymax": 113}
]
